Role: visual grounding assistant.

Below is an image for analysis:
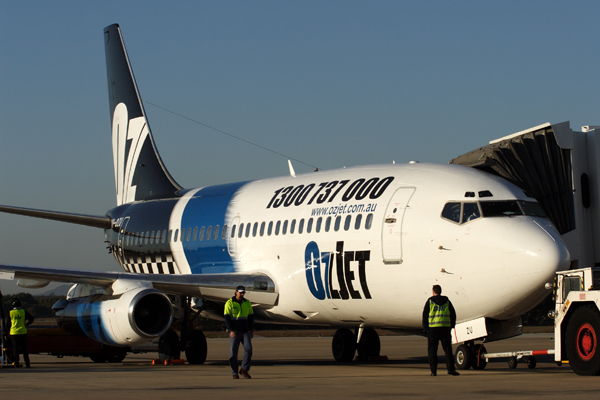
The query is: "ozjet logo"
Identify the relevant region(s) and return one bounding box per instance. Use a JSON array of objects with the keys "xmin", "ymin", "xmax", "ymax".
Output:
[{"xmin": 304, "ymin": 241, "xmax": 371, "ymax": 300}]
